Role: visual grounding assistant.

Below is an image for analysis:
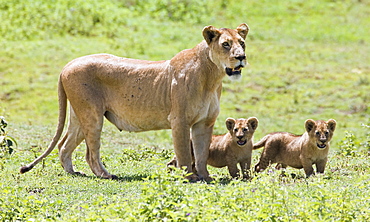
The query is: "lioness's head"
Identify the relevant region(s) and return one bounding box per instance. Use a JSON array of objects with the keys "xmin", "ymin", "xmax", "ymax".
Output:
[
  {"xmin": 226, "ymin": 117, "xmax": 258, "ymax": 146},
  {"xmin": 203, "ymin": 23, "xmax": 249, "ymax": 81},
  {"xmin": 305, "ymin": 119, "xmax": 337, "ymax": 149}
]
